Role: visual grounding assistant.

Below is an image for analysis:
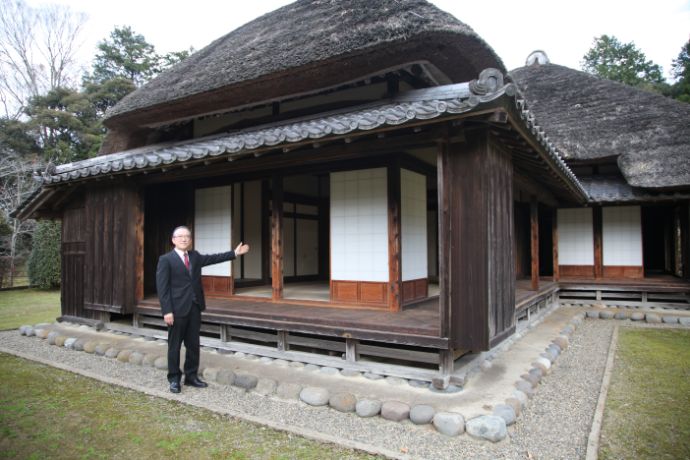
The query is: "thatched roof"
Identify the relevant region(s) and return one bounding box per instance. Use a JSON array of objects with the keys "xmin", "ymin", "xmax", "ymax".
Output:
[
  {"xmin": 510, "ymin": 63, "xmax": 690, "ymax": 189},
  {"xmin": 580, "ymin": 176, "xmax": 690, "ymax": 204},
  {"xmin": 105, "ymin": 0, "xmax": 504, "ymax": 129}
]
